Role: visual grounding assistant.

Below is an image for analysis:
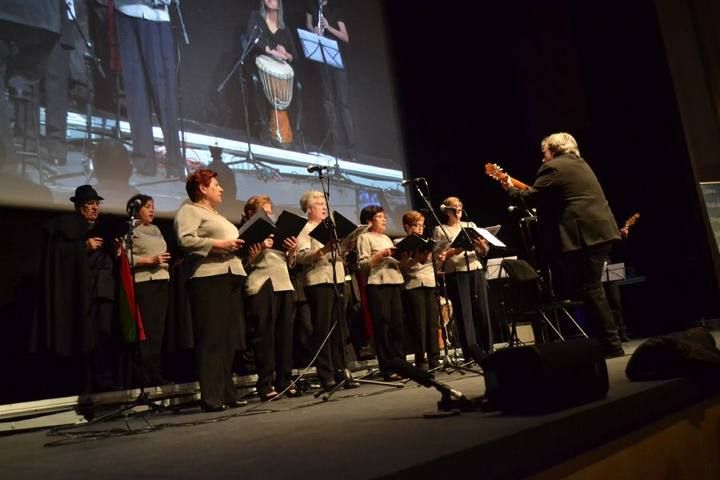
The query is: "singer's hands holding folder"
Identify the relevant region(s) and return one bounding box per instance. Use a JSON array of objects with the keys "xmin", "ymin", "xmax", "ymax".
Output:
[
  {"xmin": 473, "ymin": 237, "xmax": 490, "ymax": 256},
  {"xmin": 313, "ymin": 239, "xmax": 338, "ymax": 260},
  {"xmin": 371, "ymin": 247, "xmax": 396, "ymax": 267},
  {"xmin": 213, "ymin": 238, "xmax": 245, "ymax": 254}
]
